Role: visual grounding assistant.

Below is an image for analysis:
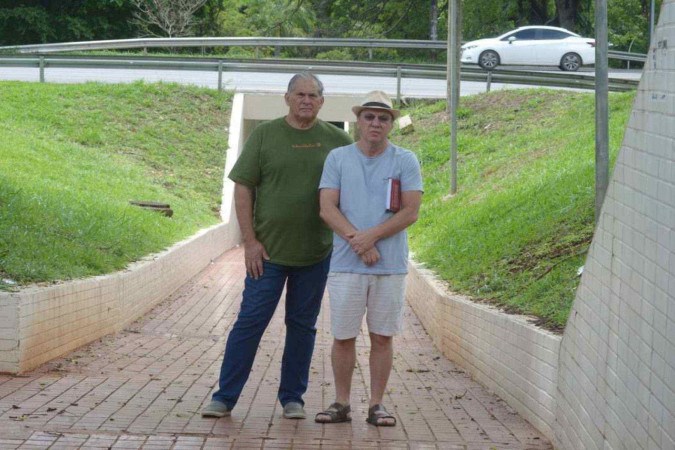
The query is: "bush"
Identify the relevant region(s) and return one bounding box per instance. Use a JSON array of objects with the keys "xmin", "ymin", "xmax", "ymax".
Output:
[
  {"xmin": 0, "ymin": 6, "xmax": 54, "ymax": 45},
  {"xmin": 315, "ymin": 49, "xmax": 354, "ymax": 61}
]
